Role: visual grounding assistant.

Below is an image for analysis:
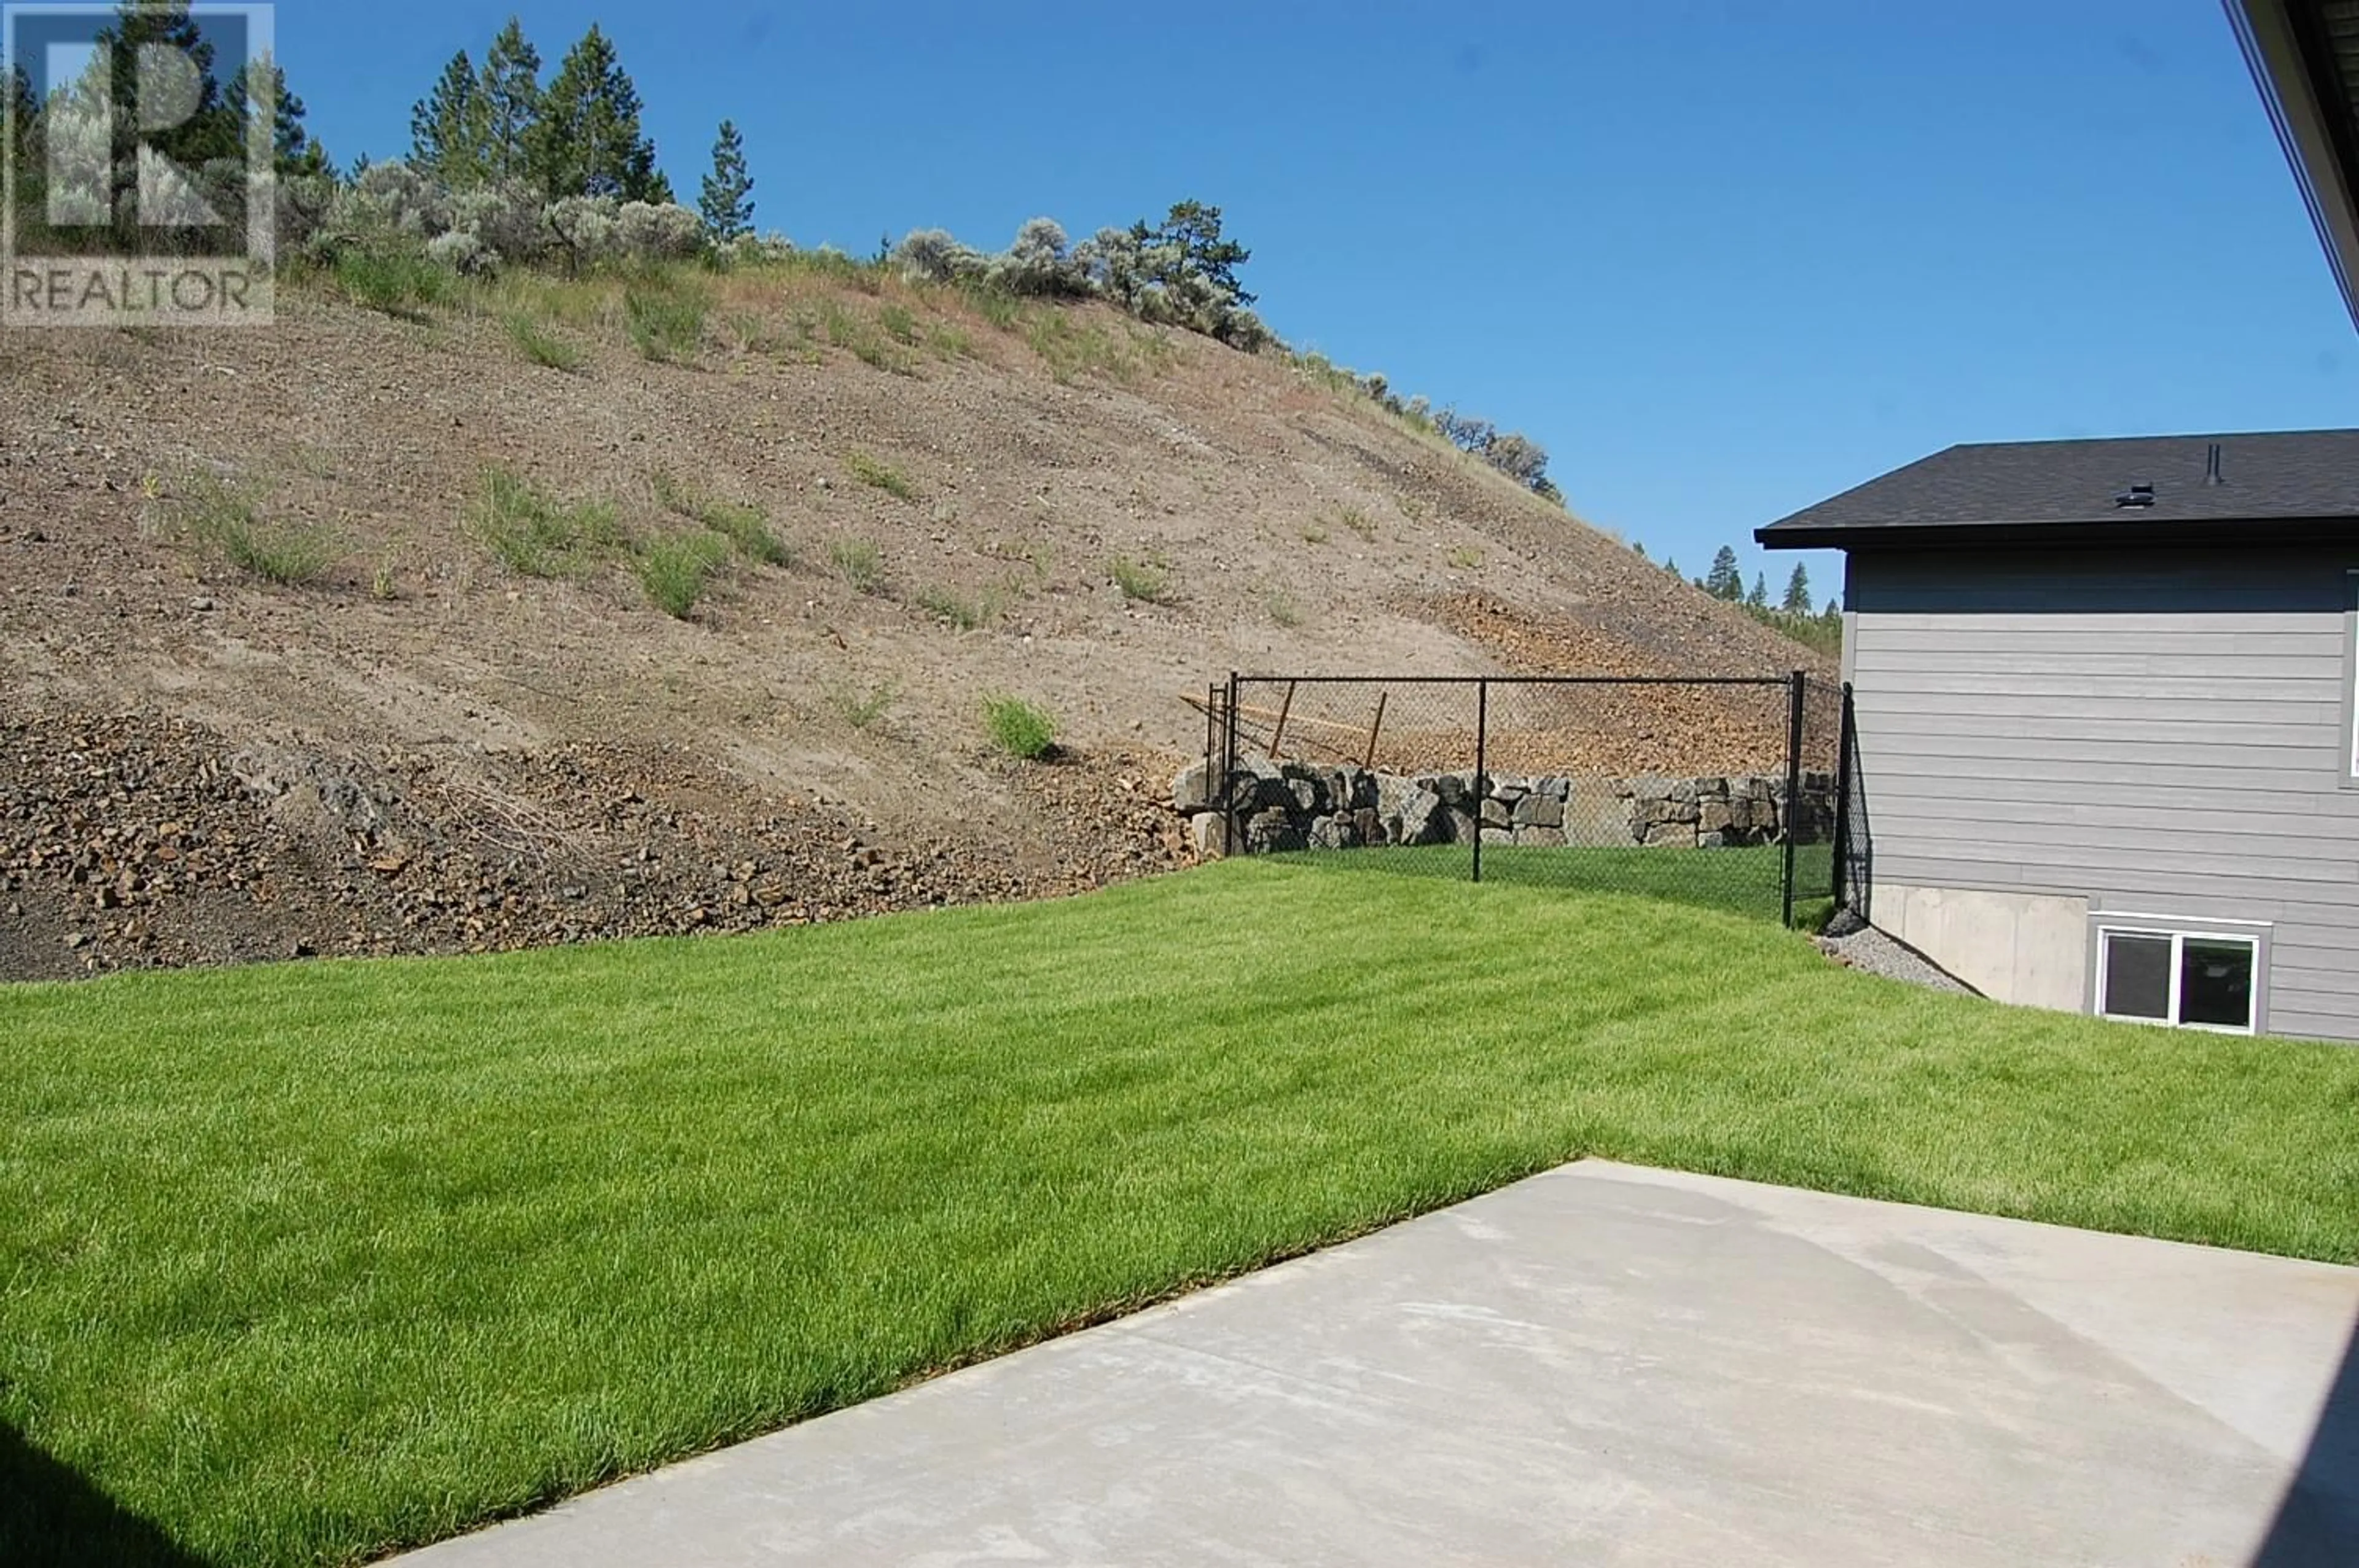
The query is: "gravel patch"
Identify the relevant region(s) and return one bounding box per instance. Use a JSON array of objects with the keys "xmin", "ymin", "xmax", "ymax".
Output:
[{"xmin": 1817, "ymin": 918, "xmax": 1980, "ymax": 996}]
